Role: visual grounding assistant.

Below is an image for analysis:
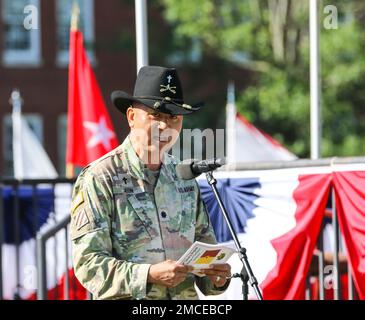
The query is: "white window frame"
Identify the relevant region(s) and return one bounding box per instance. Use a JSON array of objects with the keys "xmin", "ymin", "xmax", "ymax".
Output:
[
  {"xmin": 56, "ymin": 0, "xmax": 95, "ymax": 67},
  {"xmin": 2, "ymin": 0, "xmax": 42, "ymax": 67}
]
